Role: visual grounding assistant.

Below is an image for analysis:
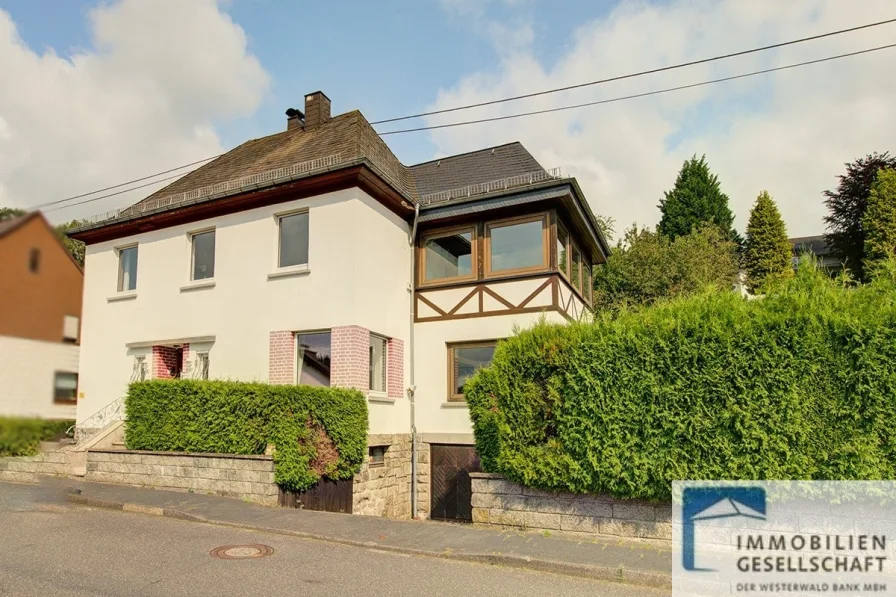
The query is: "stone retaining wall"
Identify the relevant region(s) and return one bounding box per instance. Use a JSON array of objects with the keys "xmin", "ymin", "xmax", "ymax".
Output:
[
  {"xmin": 353, "ymin": 434, "xmax": 412, "ymax": 518},
  {"xmin": 86, "ymin": 449, "xmax": 278, "ymax": 506},
  {"xmin": 470, "ymin": 473, "xmax": 672, "ymax": 541},
  {"xmin": 0, "ymin": 450, "xmax": 71, "ymax": 483}
]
